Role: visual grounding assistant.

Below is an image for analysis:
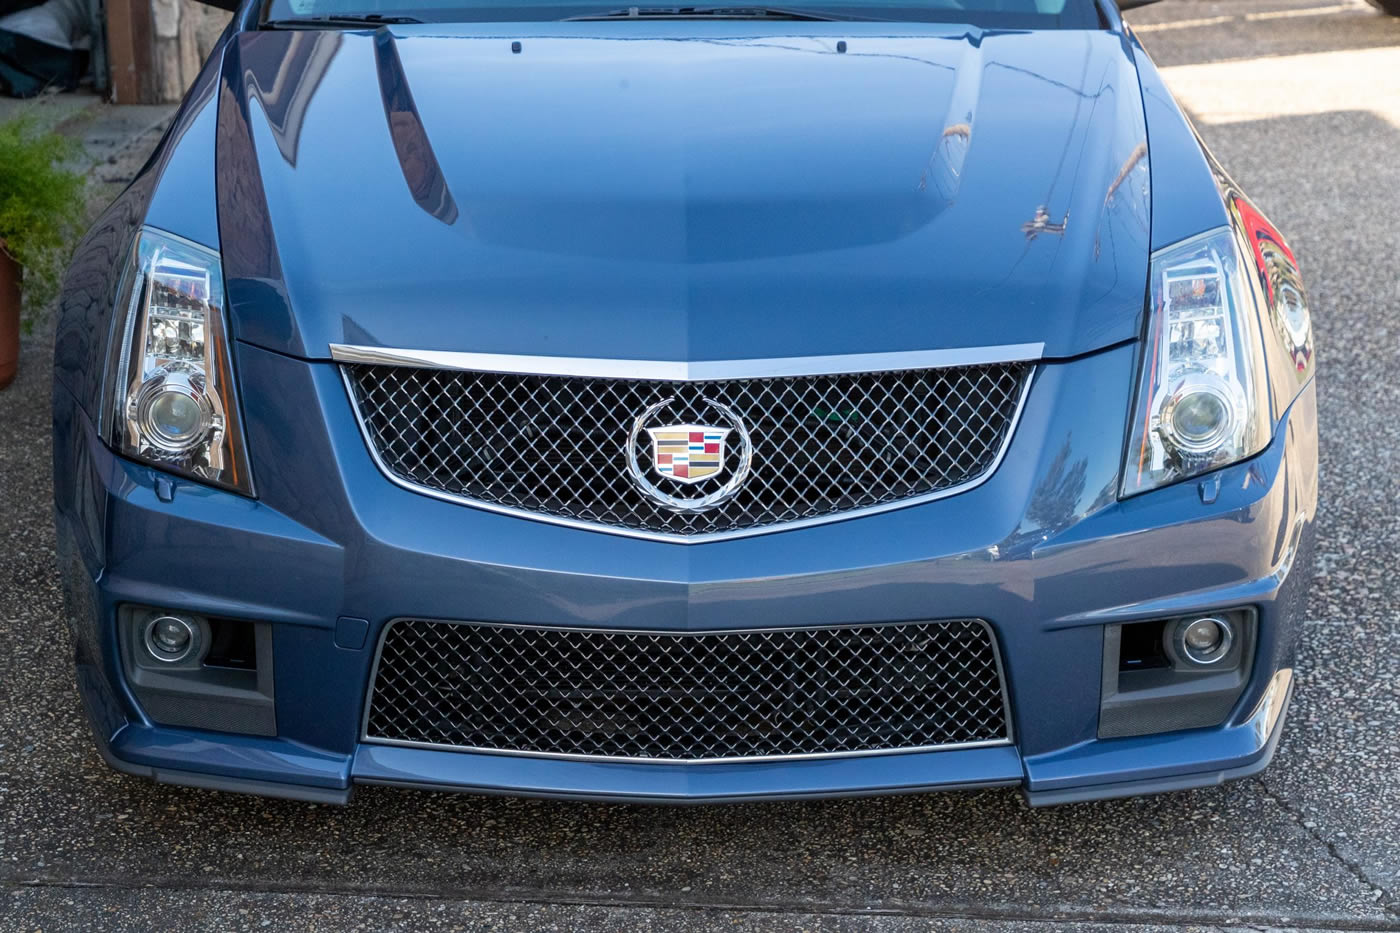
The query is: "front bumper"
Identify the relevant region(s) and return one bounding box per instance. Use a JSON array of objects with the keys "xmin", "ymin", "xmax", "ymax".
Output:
[{"xmin": 52, "ymin": 341, "xmax": 1318, "ymax": 805}]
